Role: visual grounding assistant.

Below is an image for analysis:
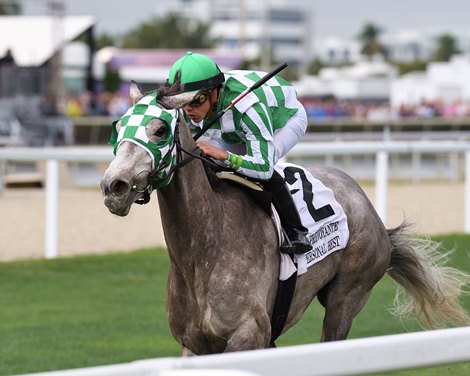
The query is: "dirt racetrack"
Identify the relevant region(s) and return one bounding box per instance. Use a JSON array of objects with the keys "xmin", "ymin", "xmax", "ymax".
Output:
[{"xmin": 0, "ymin": 182, "xmax": 466, "ymax": 261}]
